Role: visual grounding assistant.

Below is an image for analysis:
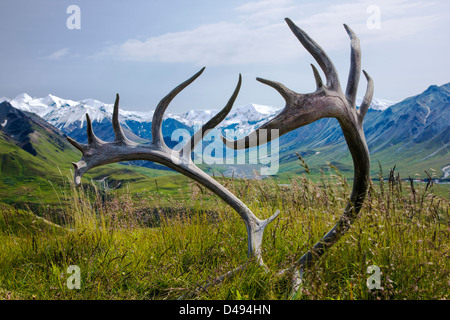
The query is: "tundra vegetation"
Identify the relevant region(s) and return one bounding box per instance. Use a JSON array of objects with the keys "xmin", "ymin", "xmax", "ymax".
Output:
[
  {"xmin": 0, "ymin": 165, "xmax": 448, "ymax": 300},
  {"xmin": 0, "ymin": 17, "xmax": 448, "ymax": 300}
]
